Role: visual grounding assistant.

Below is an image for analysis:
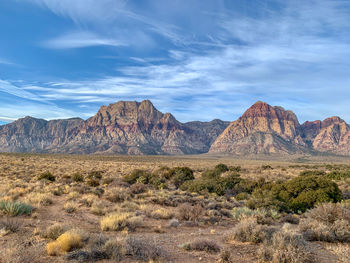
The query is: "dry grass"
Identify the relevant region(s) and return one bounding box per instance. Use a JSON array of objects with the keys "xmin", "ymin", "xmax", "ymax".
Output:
[{"xmin": 46, "ymin": 231, "xmax": 83, "ymax": 256}]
